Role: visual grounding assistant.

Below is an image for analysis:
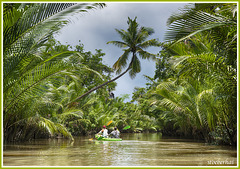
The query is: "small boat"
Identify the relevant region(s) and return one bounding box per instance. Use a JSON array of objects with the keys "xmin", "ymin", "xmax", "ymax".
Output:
[{"xmin": 95, "ymin": 135, "xmax": 122, "ymax": 141}]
